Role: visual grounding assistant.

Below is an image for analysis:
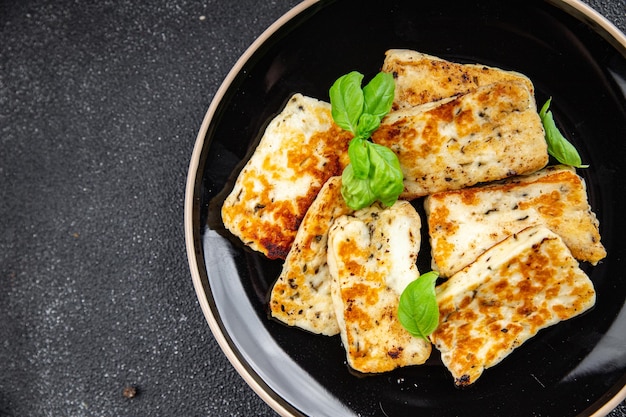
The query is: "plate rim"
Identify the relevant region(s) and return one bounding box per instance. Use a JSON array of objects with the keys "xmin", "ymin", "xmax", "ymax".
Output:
[
  {"xmin": 184, "ymin": 1, "xmax": 626, "ymax": 416},
  {"xmin": 184, "ymin": 2, "xmax": 320, "ymax": 415}
]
